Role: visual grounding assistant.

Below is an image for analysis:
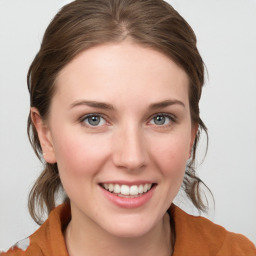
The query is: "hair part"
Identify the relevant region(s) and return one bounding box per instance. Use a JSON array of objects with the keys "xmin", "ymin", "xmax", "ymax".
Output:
[{"xmin": 27, "ymin": 0, "xmax": 212, "ymax": 224}]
